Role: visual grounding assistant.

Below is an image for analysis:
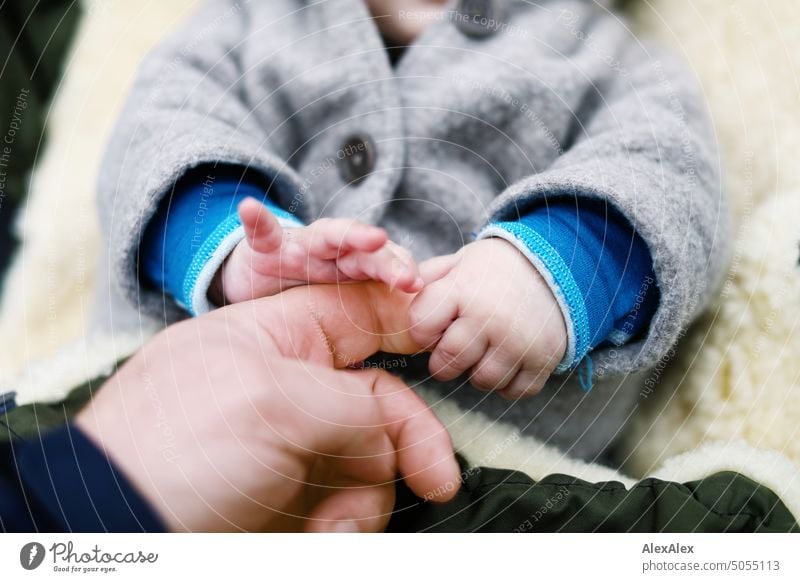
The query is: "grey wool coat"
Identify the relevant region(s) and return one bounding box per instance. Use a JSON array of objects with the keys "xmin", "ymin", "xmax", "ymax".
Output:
[{"xmin": 94, "ymin": 0, "xmax": 730, "ymax": 460}]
